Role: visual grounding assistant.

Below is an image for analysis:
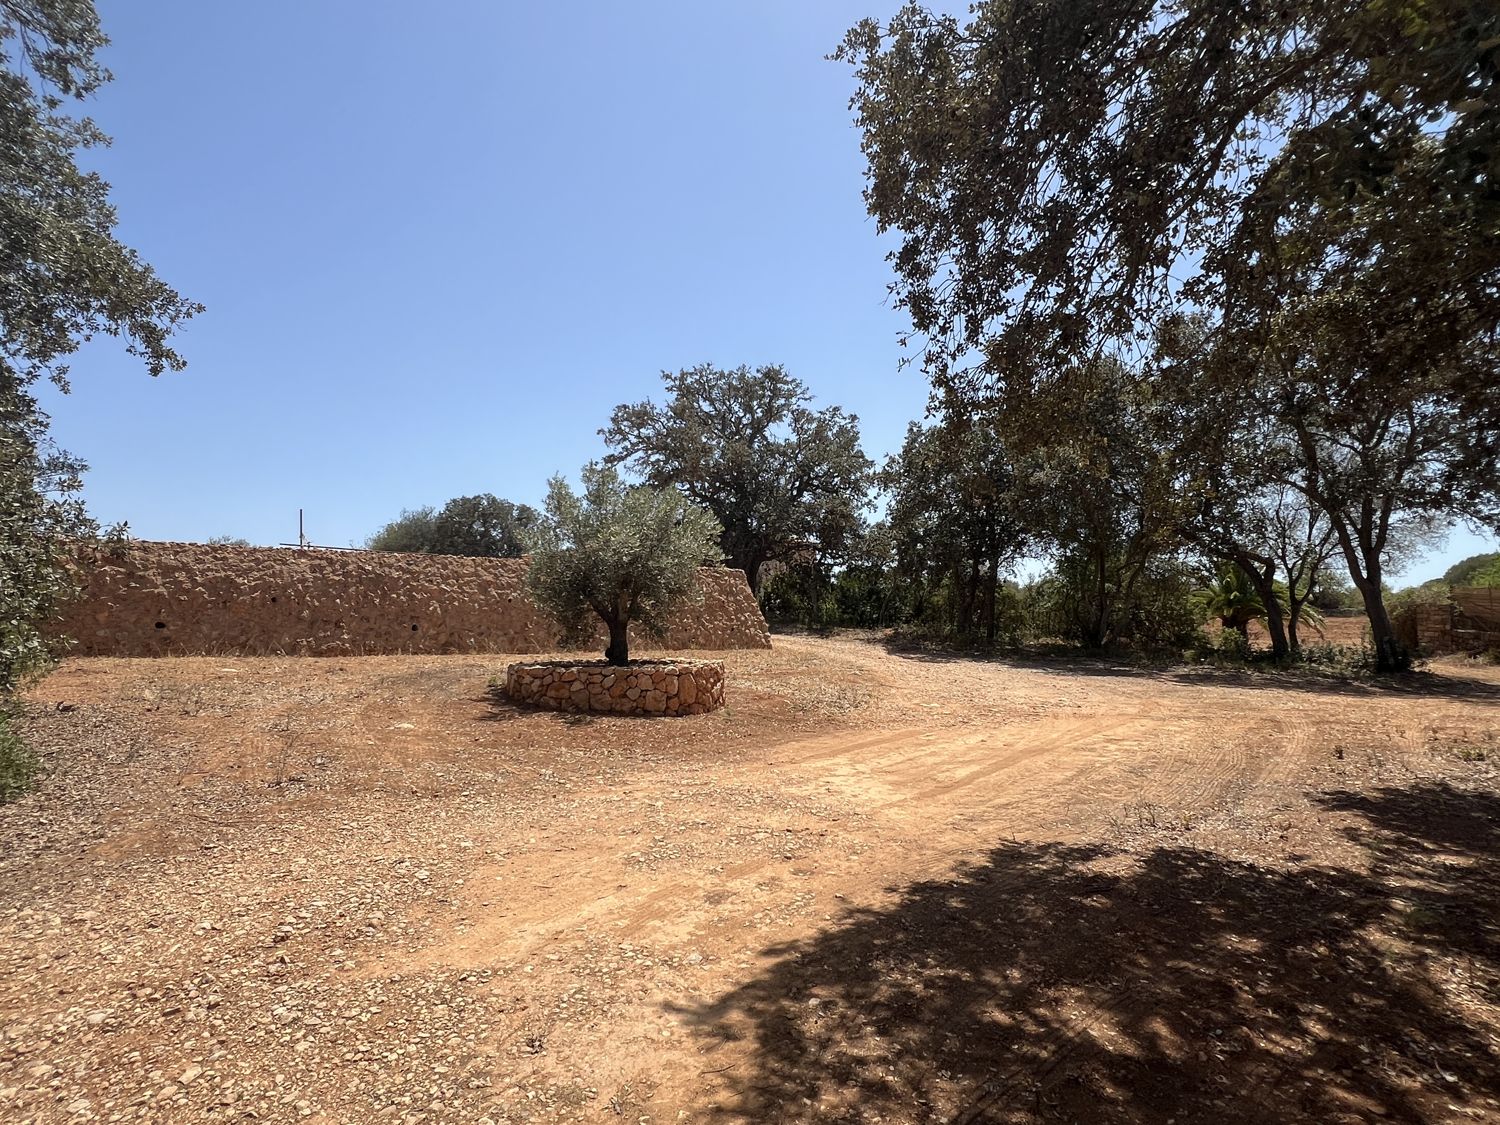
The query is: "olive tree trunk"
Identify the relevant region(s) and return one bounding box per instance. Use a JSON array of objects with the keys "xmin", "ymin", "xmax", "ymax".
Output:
[{"xmin": 603, "ymin": 616, "xmax": 630, "ymax": 665}]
